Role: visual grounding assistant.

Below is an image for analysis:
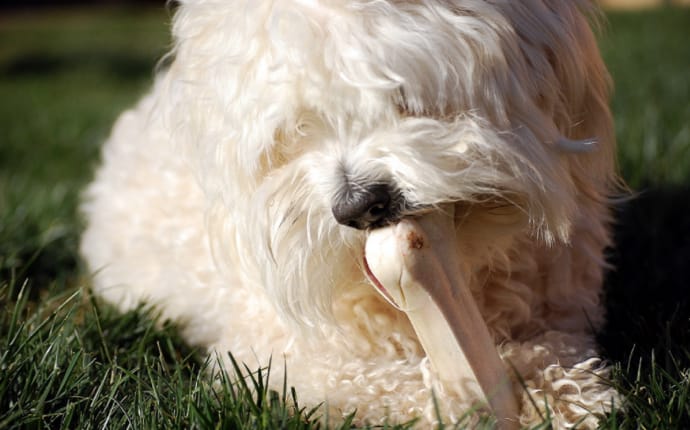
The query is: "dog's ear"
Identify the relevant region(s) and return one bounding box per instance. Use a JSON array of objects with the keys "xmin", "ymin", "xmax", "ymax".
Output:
[
  {"xmin": 507, "ymin": 2, "xmax": 619, "ymax": 243},
  {"xmin": 532, "ymin": 3, "xmax": 618, "ymax": 194}
]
